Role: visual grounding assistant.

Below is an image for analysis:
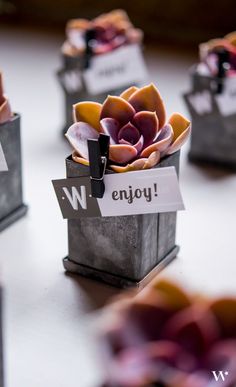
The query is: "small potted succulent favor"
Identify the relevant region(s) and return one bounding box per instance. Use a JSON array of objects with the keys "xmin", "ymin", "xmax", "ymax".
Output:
[
  {"xmin": 59, "ymin": 83, "xmax": 190, "ymax": 288},
  {"xmin": 100, "ymin": 278, "xmax": 236, "ymax": 386},
  {"xmin": 0, "ymin": 72, "xmax": 27, "ymax": 232},
  {"xmin": 184, "ymin": 31, "xmax": 236, "ymax": 169},
  {"xmin": 58, "ymin": 9, "xmax": 147, "ymax": 133}
]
